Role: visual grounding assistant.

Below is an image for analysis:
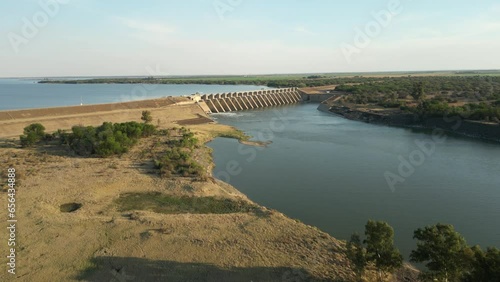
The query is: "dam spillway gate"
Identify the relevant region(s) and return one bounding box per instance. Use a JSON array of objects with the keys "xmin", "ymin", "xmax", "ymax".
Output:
[{"xmin": 192, "ymin": 87, "xmax": 304, "ymax": 113}]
